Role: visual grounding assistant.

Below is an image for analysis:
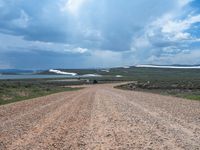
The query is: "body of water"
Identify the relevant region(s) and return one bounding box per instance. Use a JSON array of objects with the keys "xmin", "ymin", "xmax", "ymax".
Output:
[{"xmin": 0, "ymin": 74, "xmax": 77, "ymax": 80}]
